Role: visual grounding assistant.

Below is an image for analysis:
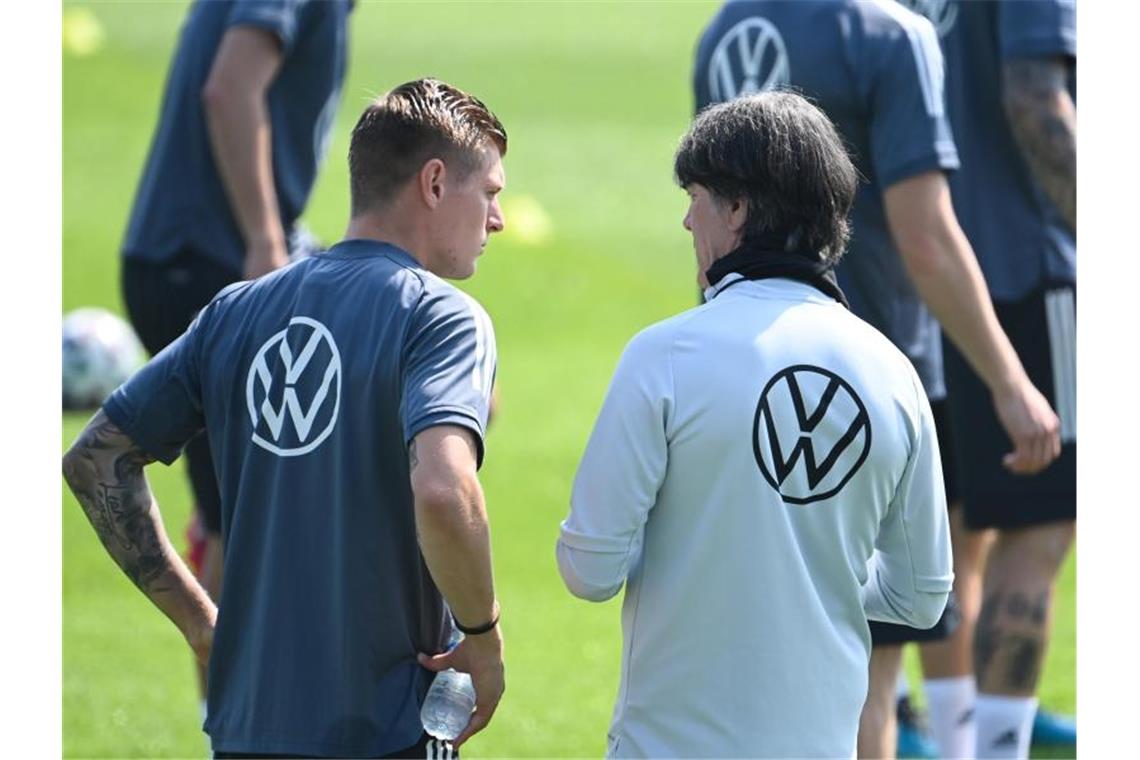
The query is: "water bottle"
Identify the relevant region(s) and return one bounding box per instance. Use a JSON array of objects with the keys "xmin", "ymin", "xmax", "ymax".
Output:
[{"xmin": 420, "ymin": 629, "xmax": 476, "ymax": 741}]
